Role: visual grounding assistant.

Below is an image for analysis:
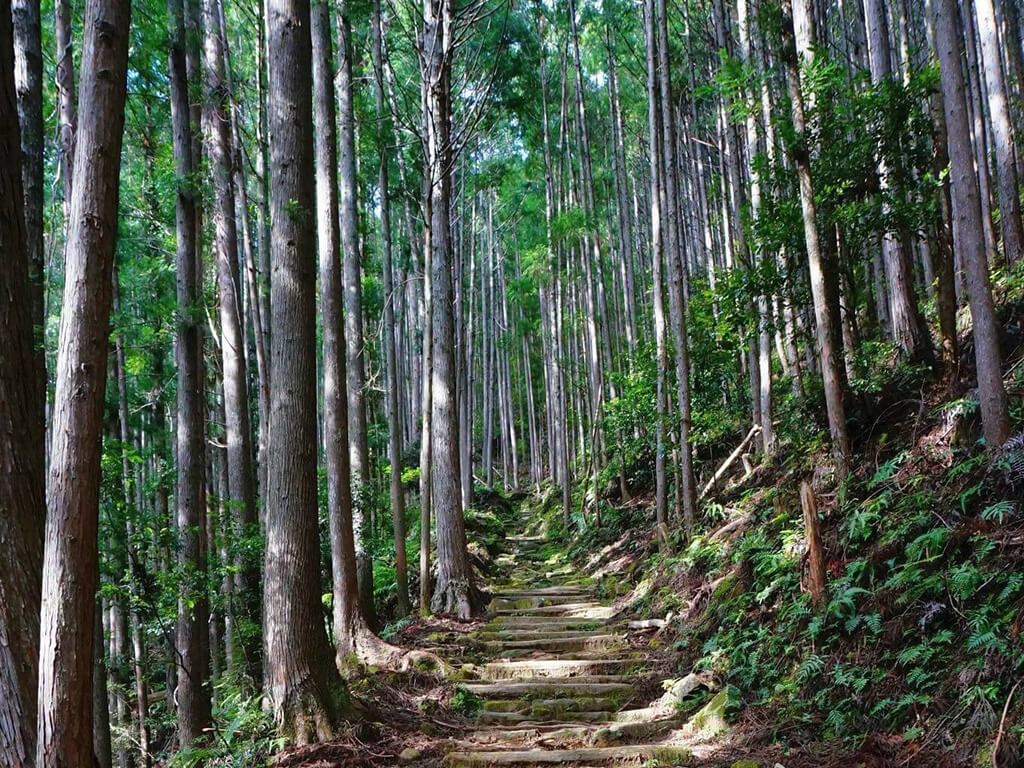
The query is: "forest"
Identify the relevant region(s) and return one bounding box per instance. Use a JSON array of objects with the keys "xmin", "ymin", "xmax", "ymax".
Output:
[{"xmin": 2, "ymin": 0, "xmax": 1024, "ymax": 762}]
